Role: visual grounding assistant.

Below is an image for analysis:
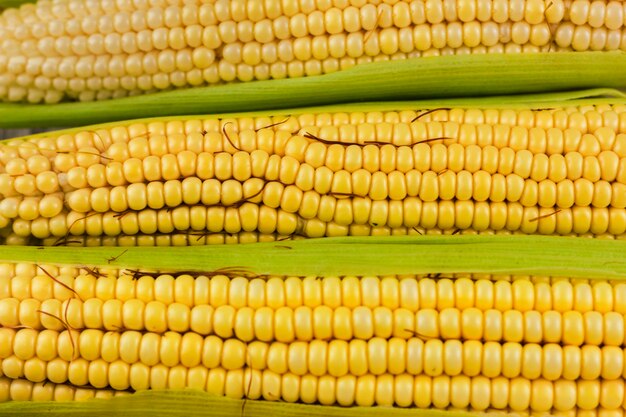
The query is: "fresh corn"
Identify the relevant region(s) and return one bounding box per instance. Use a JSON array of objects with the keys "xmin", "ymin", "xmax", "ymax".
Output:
[
  {"xmin": 0, "ymin": 0, "xmax": 625, "ymax": 103},
  {"xmin": 1, "ymin": 102, "xmax": 624, "ymax": 244},
  {"xmin": 0, "ymin": 4, "xmax": 623, "ymax": 417},
  {"xmin": 0, "ymin": 236, "xmax": 624, "ymax": 416}
]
